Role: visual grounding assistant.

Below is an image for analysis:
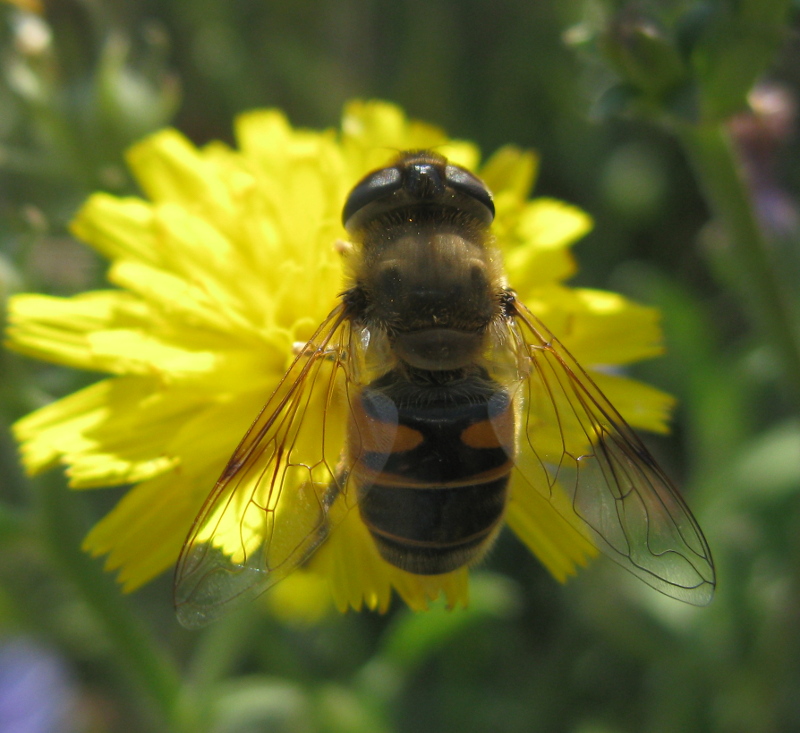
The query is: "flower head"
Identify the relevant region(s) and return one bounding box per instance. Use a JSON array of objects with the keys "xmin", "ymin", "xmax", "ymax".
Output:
[{"xmin": 6, "ymin": 101, "xmax": 673, "ymax": 617}]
